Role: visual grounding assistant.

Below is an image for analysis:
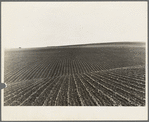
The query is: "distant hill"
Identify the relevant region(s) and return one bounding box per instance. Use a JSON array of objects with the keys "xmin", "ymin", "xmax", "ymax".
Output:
[
  {"xmin": 49, "ymin": 42, "xmax": 146, "ymax": 48},
  {"xmin": 48, "ymin": 41, "xmax": 145, "ymax": 47},
  {"xmin": 5, "ymin": 41, "xmax": 146, "ymax": 51}
]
